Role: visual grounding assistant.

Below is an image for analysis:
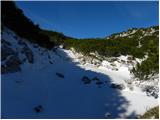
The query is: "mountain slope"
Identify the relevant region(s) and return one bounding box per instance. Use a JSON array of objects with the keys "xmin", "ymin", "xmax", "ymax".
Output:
[
  {"xmin": 63, "ymin": 26, "xmax": 159, "ymax": 81},
  {"xmin": 1, "ymin": 1, "xmax": 159, "ymax": 119},
  {"xmin": 1, "ymin": 27, "xmax": 158, "ymax": 119}
]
